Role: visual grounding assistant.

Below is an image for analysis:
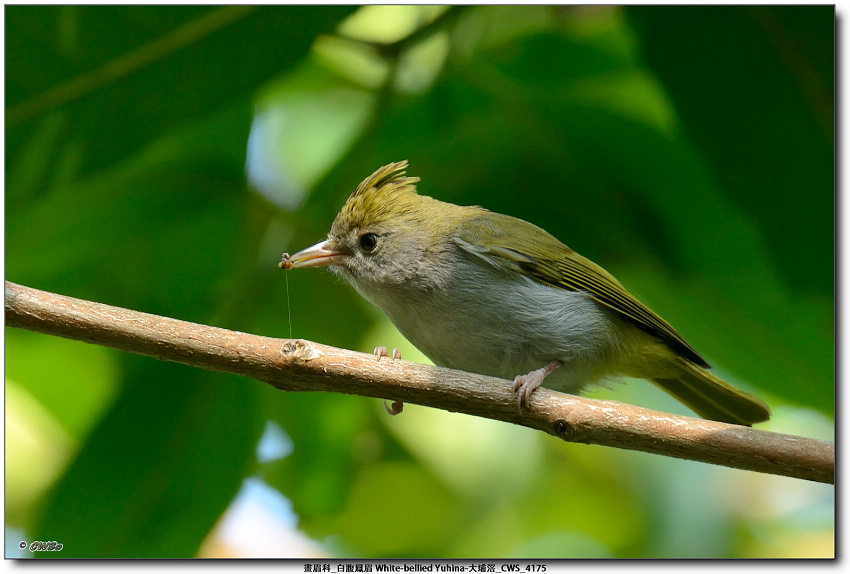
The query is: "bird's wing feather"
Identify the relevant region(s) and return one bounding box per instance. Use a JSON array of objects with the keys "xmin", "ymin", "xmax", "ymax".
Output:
[{"xmin": 455, "ymin": 211, "xmax": 709, "ymax": 368}]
